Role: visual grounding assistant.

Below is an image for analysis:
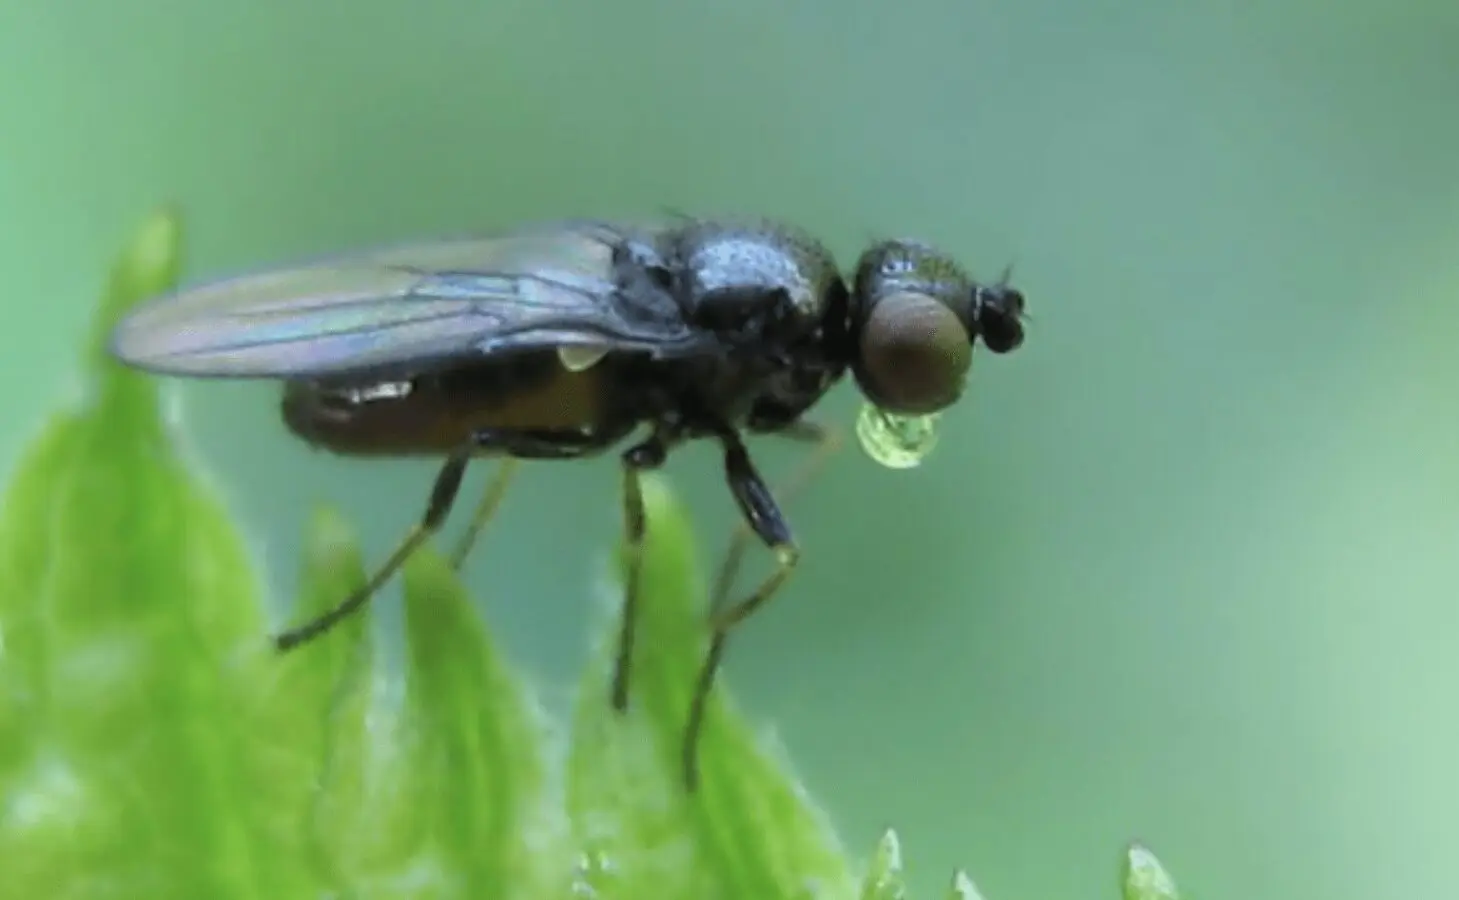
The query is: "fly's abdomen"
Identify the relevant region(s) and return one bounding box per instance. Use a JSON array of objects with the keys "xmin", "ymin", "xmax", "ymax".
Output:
[
  {"xmin": 281, "ymin": 379, "xmax": 474, "ymax": 456},
  {"xmin": 280, "ymin": 353, "xmax": 622, "ymax": 457}
]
